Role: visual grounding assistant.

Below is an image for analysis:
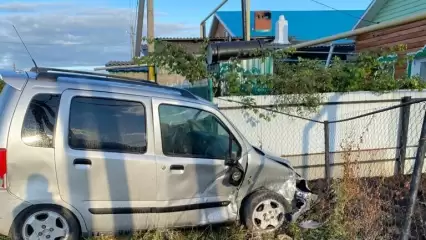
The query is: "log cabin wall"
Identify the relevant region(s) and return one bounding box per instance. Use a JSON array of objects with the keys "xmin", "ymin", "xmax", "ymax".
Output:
[{"xmin": 356, "ymin": 19, "xmax": 426, "ymax": 78}]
